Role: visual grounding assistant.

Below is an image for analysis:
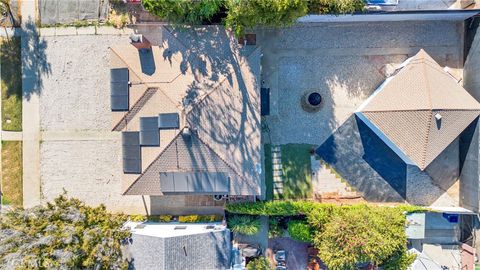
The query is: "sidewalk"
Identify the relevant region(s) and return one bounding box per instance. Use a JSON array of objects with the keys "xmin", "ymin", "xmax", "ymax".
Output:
[{"xmin": 21, "ymin": 0, "xmax": 41, "ymax": 208}]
